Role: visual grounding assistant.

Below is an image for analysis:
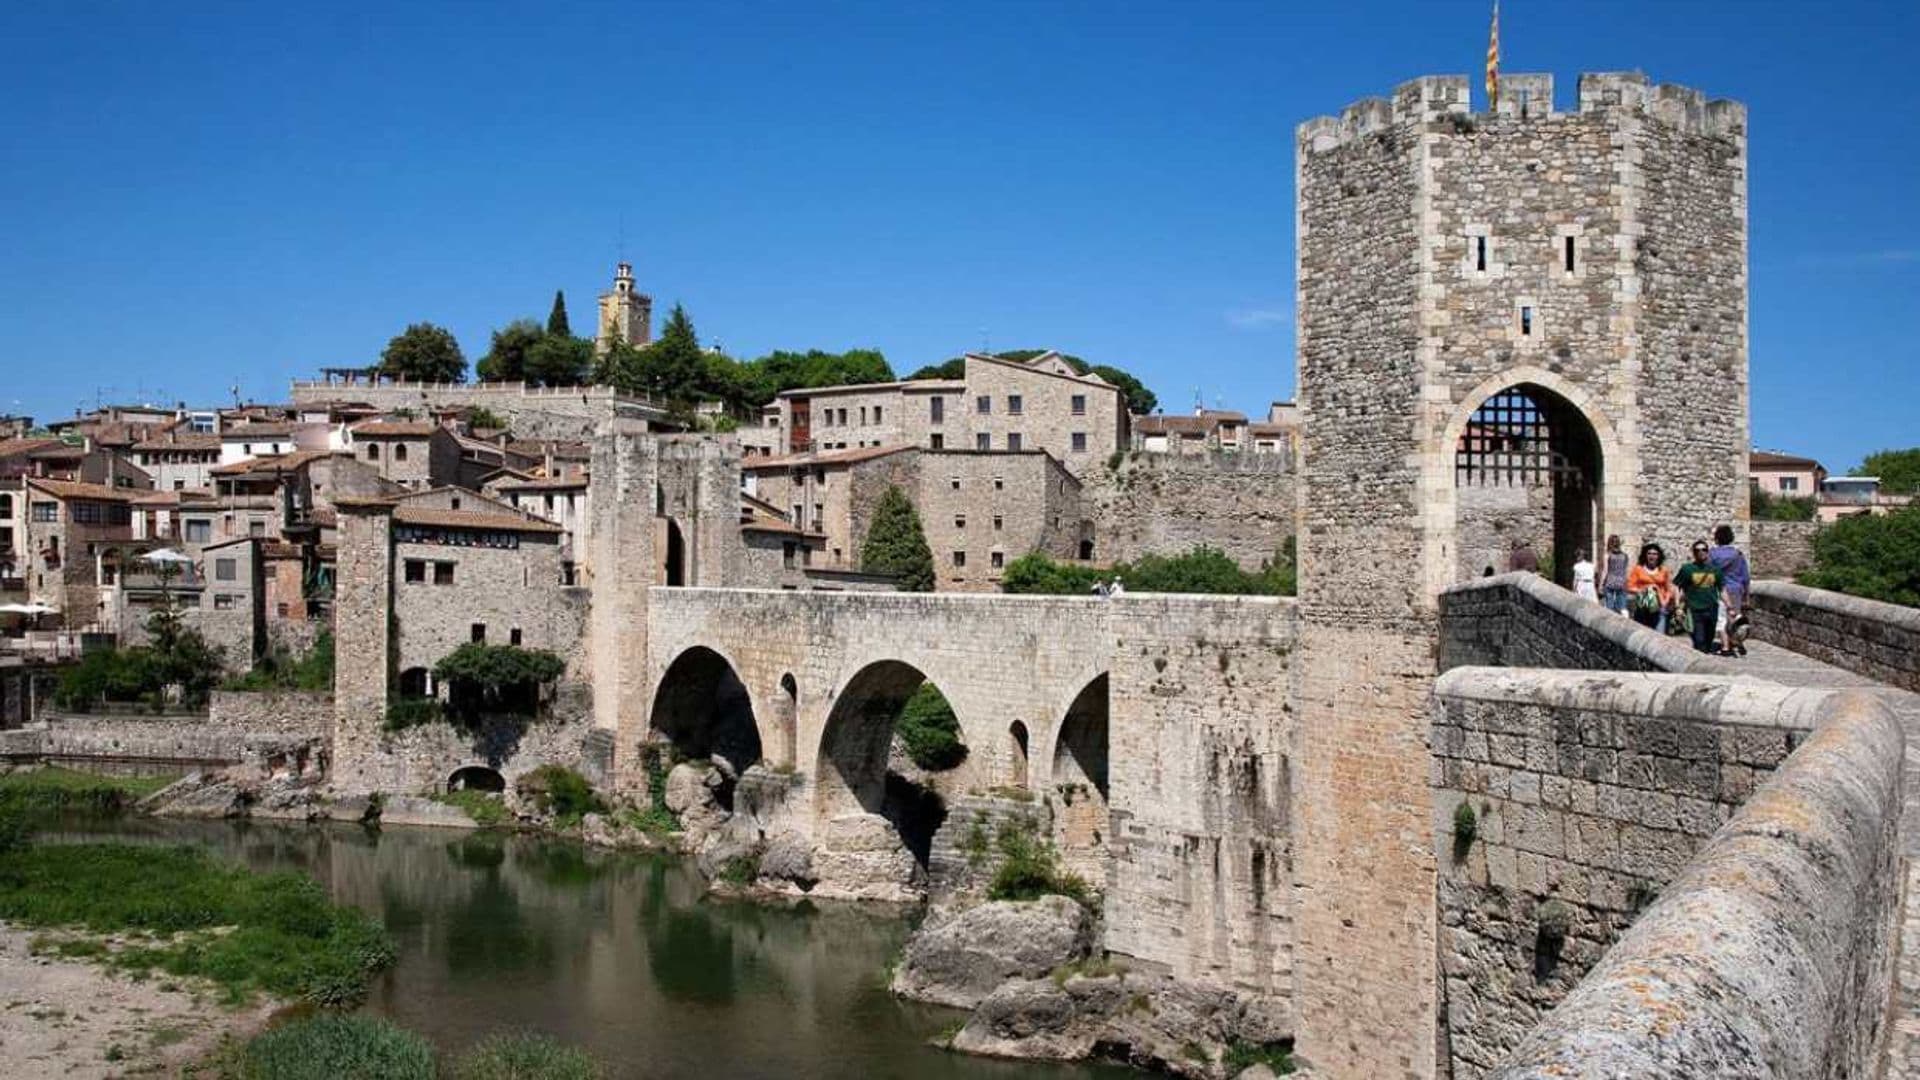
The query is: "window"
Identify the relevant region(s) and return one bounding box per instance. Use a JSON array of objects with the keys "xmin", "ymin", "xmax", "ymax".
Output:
[
  {"xmin": 1006, "ymin": 433, "xmax": 1022, "ymax": 451},
  {"xmin": 950, "ymin": 477, "xmax": 961, "ymax": 490},
  {"xmin": 976, "ymin": 395, "xmax": 991, "ymax": 415},
  {"xmin": 215, "ymin": 558, "xmax": 237, "ymax": 581},
  {"xmin": 214, "ymin": 594, "xmax": 236, "ymax": 610},
  {"xmin": 930, "ymin": 397, "xmax": 944, "ymax": 423},
  {"xmin": 434, "ymin": 561, "xmax": 455, "ymax": 585},
  {"xmin": 993, "ymin": 514, "xmax": 1003, "ymax": 530},
  {"xmin": 954, "ymin": 514, "xmax": 966, "ymax": 529},
  {"xmin": 243, "ymin": 444, "xmax": 253, "ymax": 455},
  {"xmin": 395, "ymin": 443, "xmax": 409, "ymax": 462},
  {"xmin": 0, "ymin": 494, "xmax": 10, "ymax": 519},
  {"xmin": 1780, "ymin": 476, "xmax": 1800, "ymax": 492},
  {"xmin": 812, "ymin": 503, "xmax": 823, "ymax": 529},
  {"xmin": 172, "ymin": 479, "xmax": 185, "ymax": 491},
  {"xmin": 509, "ymin": 628, "xmax": 522, "ymax": 646},
  {"xmin": 31, "ymin": 502, "xmax": 58, "ymax": 523},
  {"xmin": 838, "ymin": 408, "xmax": 849, "ymax": 425},
  {"xmin": 859, "ymin": 407, "xmax": 868, "ymax": 425},
  {"xmin": 1071, "ymin": 394, "xmax": 1086, "ymax": 416},
  {"xmin": 1475, "ymin": 234, "xmax": 1488, "ymax": 272},
  {"xmin": 993, "ymin": 476, "xmax": 1004, "ymax": 490},
  {"xmin": 930, "ymin": 434, "xmax": 945, "ymax": 450},
  {"xmin": 450, "ymin": 496, "xmax": 461, "ymax": 510},
  {"xmin": 1563, "ymin": 235, "xmax": 1577, "ymax": 274},
  {"xmin": 471, "ymin": 623, "xmax": 486, "ymax": 643},
  {"xmin": 249, "ymin": 520, "xmax": 265, "ymax": 538},
  {"xmin": 404, "ymin": 559, "xmax": 426, "ymax": 583},
  {"xmin": 874, "ymin": 406, "xmax": 883, "ymax": 424},
  {"xmin": 976, "ymin": 433, "xmax": 991, "ymax": 450},
  {"xmin": 951, "ymin": 551, "xmax": 966, "ymax": 567},
  {"xmin": 366, "ymin": 443, "xmax": 379, "ymax": 460},
  {"xmin": 1071, "ymin": 432, "xmax": 1087, "ymax": 452},
  {"xmin": 185, "ymin": 520, "xmax": 211, "ymax": 543},
  {"xmin": 1519, "ymin": 305, "xmax": 1535, "ymax": 337},
  {"xmin": 1007, "ymin": 395, "xmax": 1023, "ymax": 415},
  {"xmin": 783, "ymin": 541, "xmax": 797, "ymax": 568},
  {"xmin": 991, "ymin": 551, "xmax": 1004, "ymax": 569}
]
